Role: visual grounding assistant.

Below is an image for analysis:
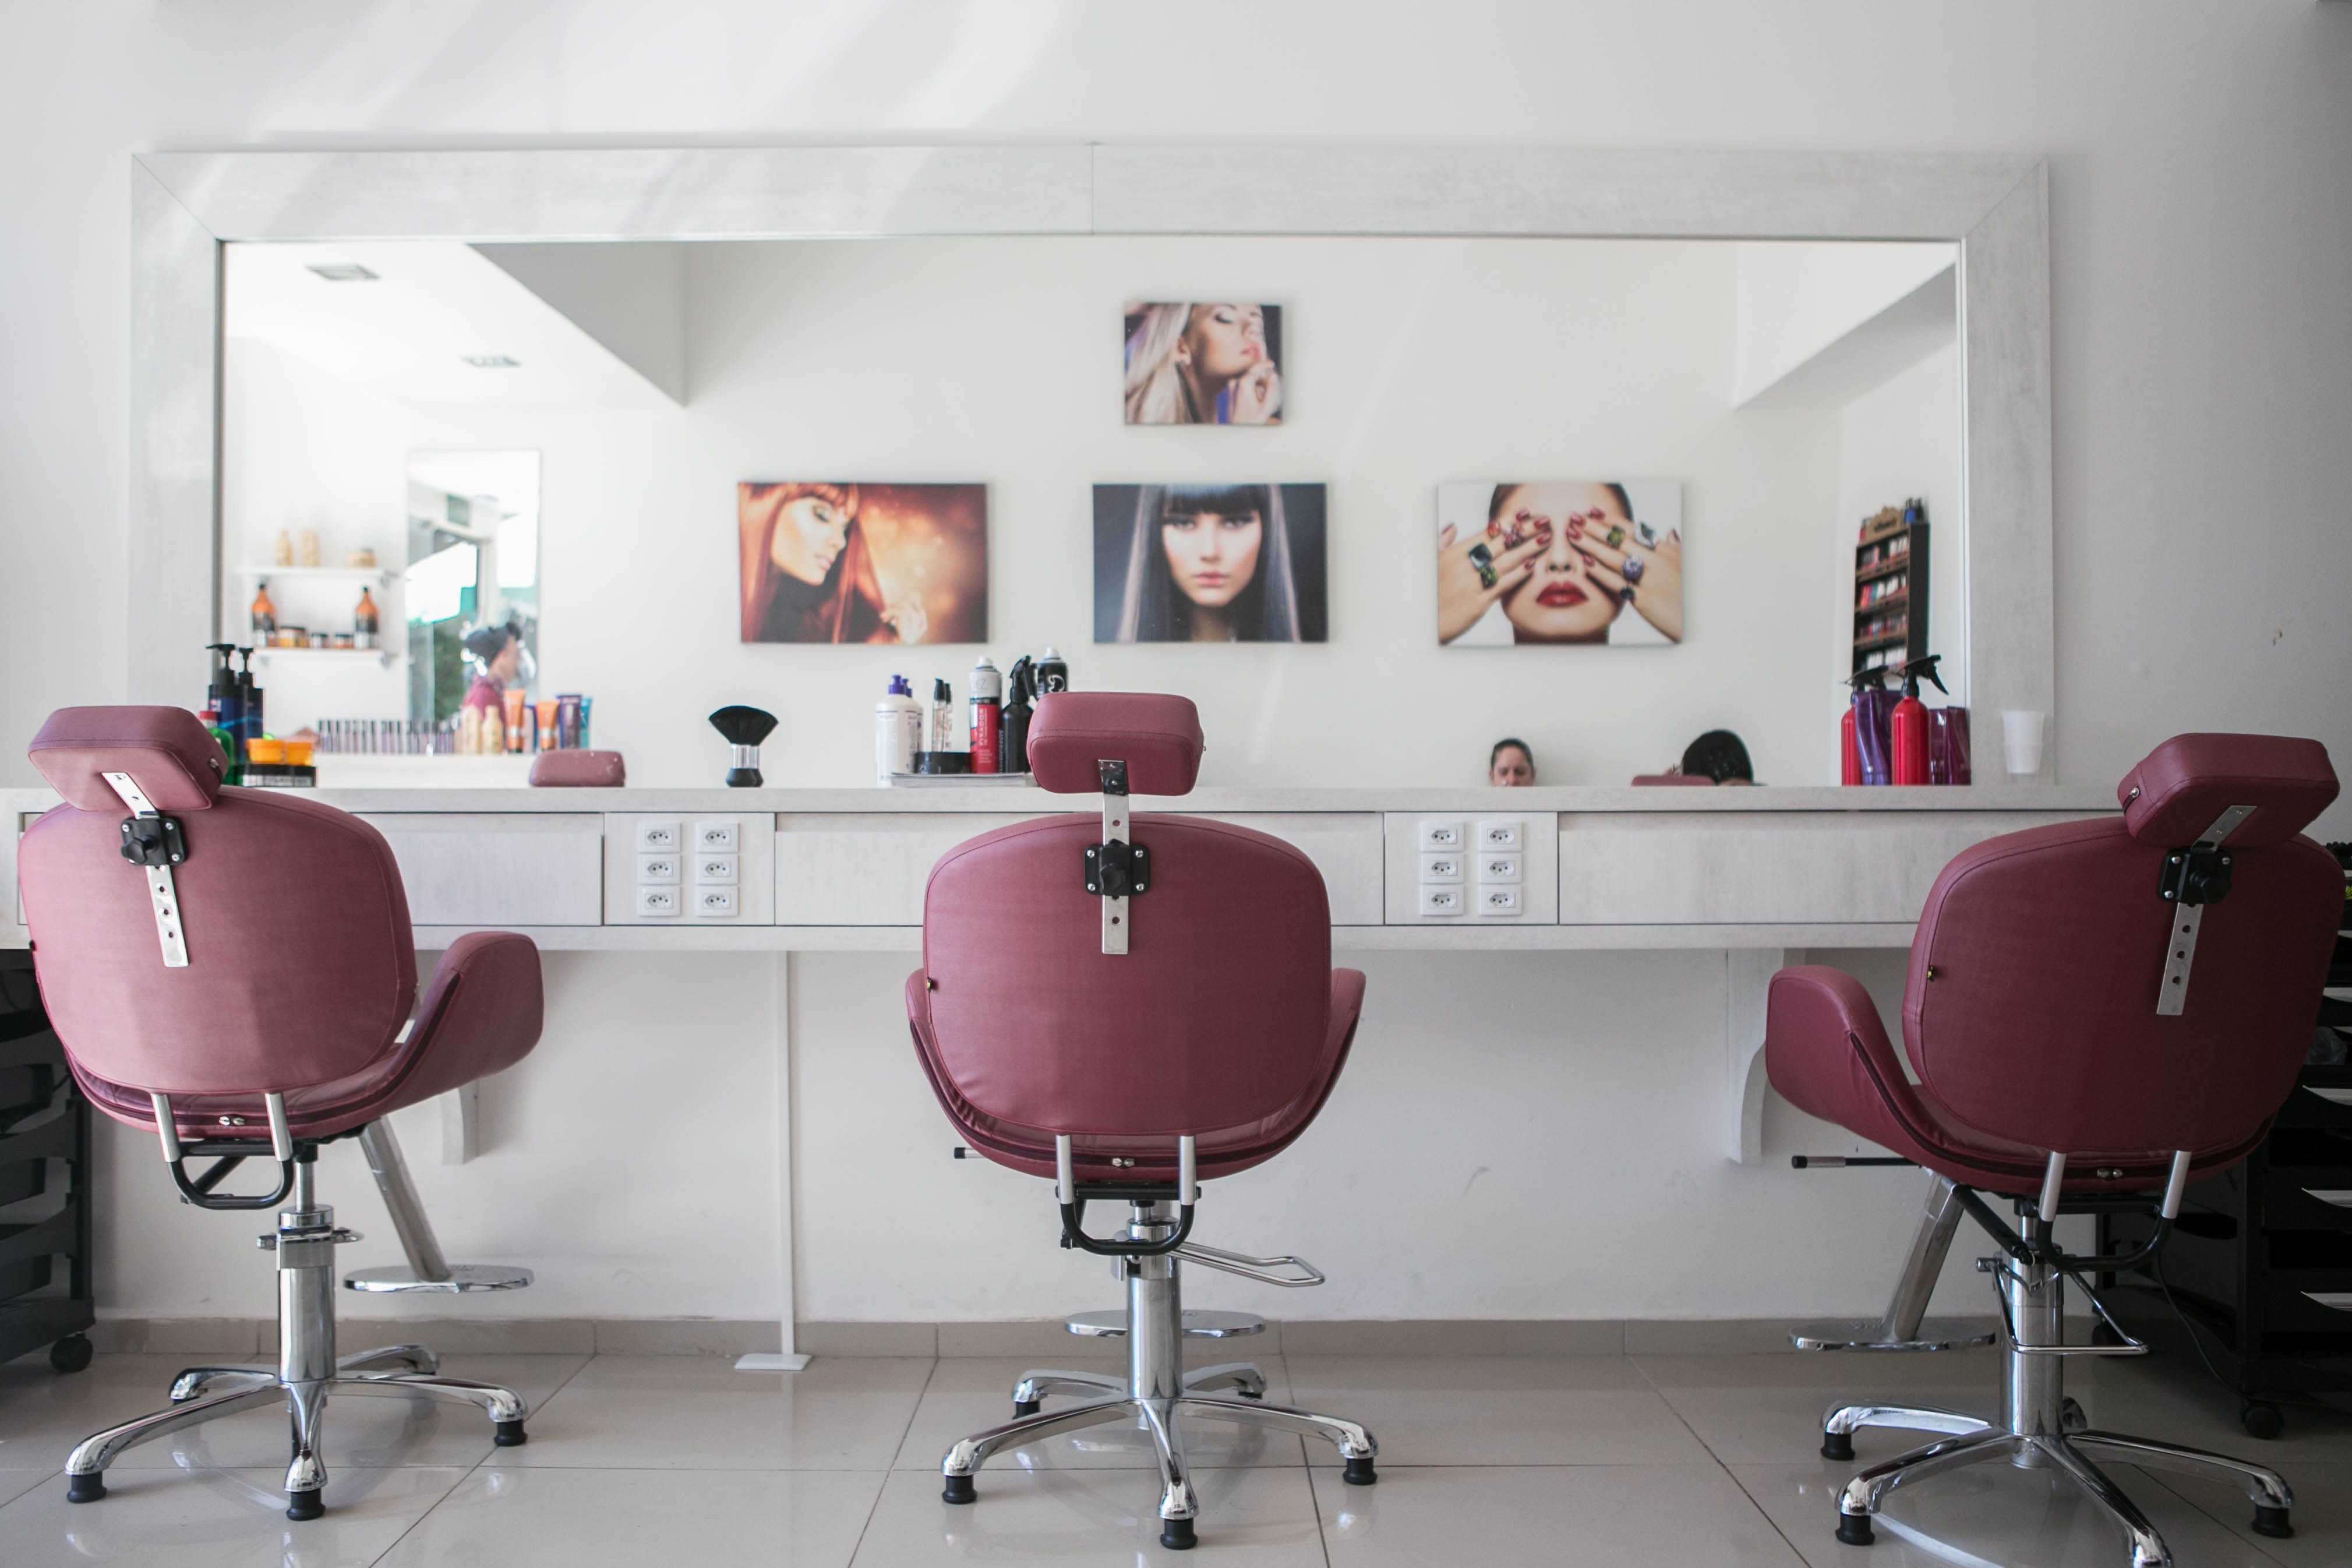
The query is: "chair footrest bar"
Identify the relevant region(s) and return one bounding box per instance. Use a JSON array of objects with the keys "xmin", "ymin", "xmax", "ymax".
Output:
[
  {"xmin": 1064, "ymin": 1308, "xmax": 1265, "ymax": 1340},
  {"xmin": 342, "ymin": 1263, "xmax": 532, "ymax": 1294},
  {"xmin": 1791, "ymin": 1317, "xmax": 1996, "ymax": 1352}
]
